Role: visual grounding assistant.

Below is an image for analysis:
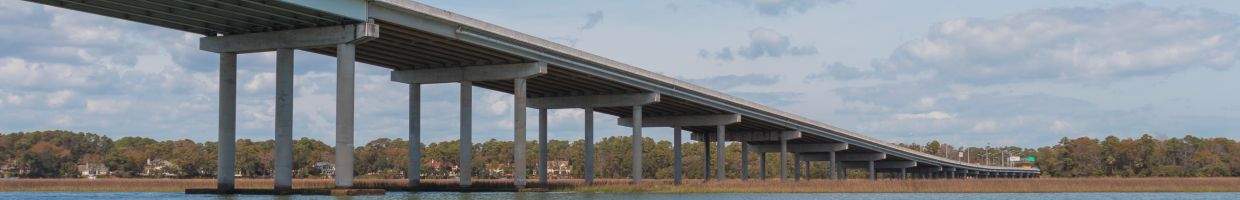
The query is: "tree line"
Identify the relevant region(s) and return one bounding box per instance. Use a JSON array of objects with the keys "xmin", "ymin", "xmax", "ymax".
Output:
[{"xmin": 2, "ymin": 130, "xmax": 1238, "ymax": 178}]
